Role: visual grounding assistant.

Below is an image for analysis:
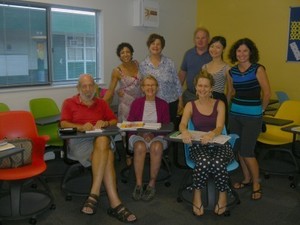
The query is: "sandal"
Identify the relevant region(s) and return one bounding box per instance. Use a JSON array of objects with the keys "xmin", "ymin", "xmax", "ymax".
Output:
[
  {"xmin": 193, "ymin": 204, "xmax": 204, "ymax": 217},
  {"xmin": 233, "ymin": 180, "xmax": 252, "ymax": 189},
  {"xmin": 107, "ymin": 203, "xmax": 137, "ymax": 223},
  {"xmin": 132, "ymin": 185, "xmax": 143, "ymax": 201},
  {"xmin": 251, "ymin": 189, "xmax": 262, "ymax": 200},
  {"xmin": 214, "ymin": 204, "xmax": 230, "ymax": 216},
  {"xmin": 81, "ymin": 193, "xmax": 99, "ymax": 215},
  {"xmin": 142, "ymin": 185, "xmax": 156, "ymax": 201}
]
